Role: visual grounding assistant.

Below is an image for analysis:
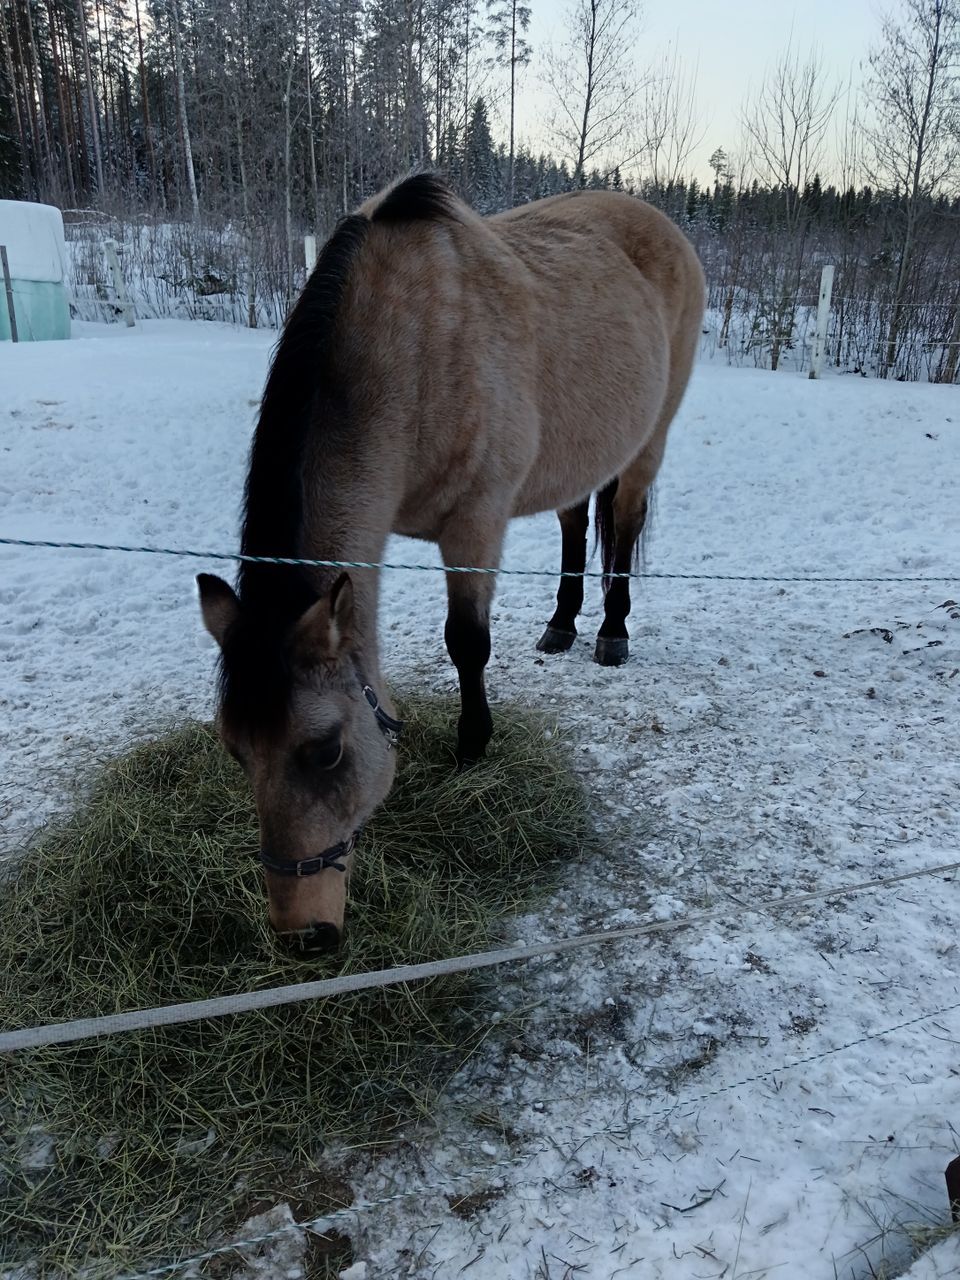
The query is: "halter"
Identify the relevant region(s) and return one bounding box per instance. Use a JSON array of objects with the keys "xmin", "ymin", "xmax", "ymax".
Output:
[
  {"xmin": 258, "ymin": 829, "xmax": 360, "ymax": 877},
  {"xmin": 361, "ymin": 683, "xmax": 405, "ymax": 746},
  {"xmin": 256, "ymin": 680, "xmax": 404, "ymax": 878}
]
